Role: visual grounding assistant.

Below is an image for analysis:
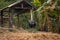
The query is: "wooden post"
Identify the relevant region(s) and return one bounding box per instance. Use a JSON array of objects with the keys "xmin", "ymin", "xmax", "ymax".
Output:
[
  {"xmin": 9, "ymin": 8, "xmax": 15, "ymax": 29},
  {"xmin": 1, "ymin": 10, "xmax": 3, "ymax": 27},
  {"xmin": 30, "ymin": 9, "xmax": 33, "ymax": 21},
  {"xmin": 21, "ymin": 4, "xmax": 23, "ymax": 8},
  {"xmin": 56, "ymin": 16, "xmax": 60, "ymax": 33},
  {"xmin": 17, "ymin": 14, "xmax": 21, "ymax": 29}
]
